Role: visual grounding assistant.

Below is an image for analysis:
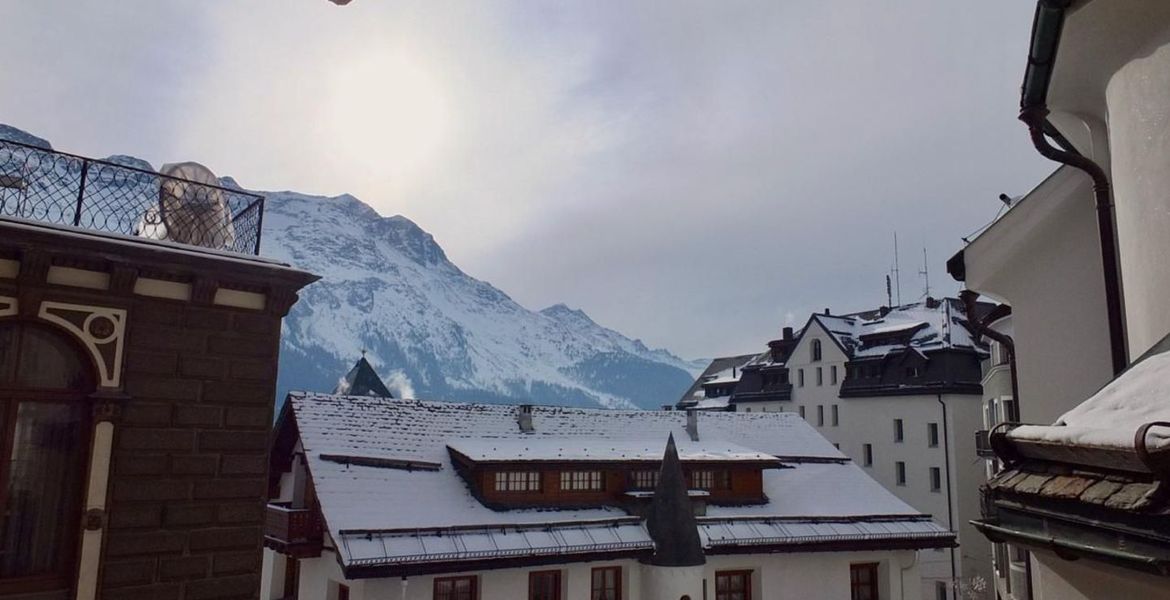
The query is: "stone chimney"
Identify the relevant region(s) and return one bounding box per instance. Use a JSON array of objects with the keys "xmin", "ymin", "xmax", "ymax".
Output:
[
  {"xmin": 824, "ymin": 308, "xmax": 831, "ymax": 315},
  {"xmin": 782, "ymin": 326, "xmax": 794, "ymax": 340},
  {"xmin": 517, "ymin": 404, "xmax": 534, "ymax": 433},
  {"xmin": 685, "ymin": 409, "xmax": 699, "ymax": 442}
]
